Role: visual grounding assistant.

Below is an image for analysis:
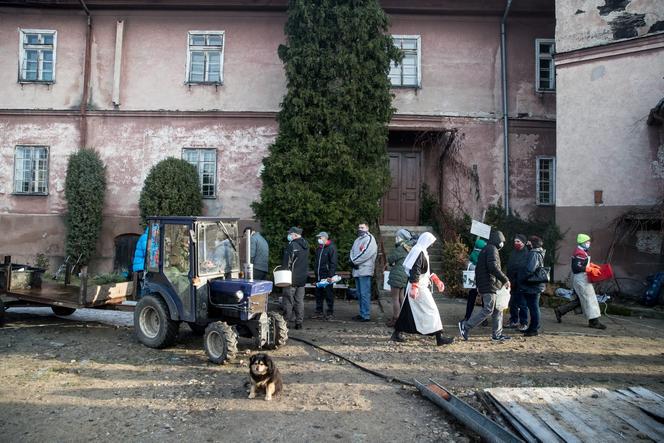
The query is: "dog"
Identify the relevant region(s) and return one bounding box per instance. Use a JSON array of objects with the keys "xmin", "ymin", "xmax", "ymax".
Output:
[{"xmin": 248, "ymin": 353, "xmax": 282, "ymax": 401}]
